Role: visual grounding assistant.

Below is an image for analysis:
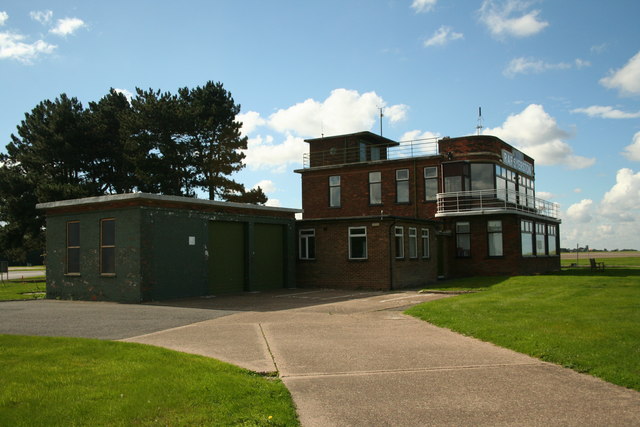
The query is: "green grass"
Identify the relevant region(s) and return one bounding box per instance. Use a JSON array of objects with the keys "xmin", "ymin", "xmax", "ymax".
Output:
[
  {"xmin": 406, "ymin": 269, "xmax": 640, "ymax": 391},
  {"xmin": 0, "ymin": 278, "xmax": 46, "ymax": 301},
  {"xmin": 0, "ymin": 335, "xmax": 299, "ymax": 426}
]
